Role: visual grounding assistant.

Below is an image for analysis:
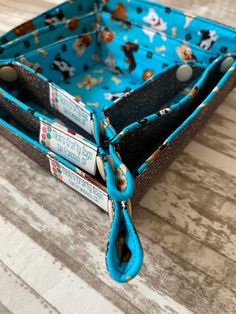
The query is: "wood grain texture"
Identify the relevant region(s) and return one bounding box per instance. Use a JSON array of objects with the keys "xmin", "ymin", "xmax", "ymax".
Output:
[{"xmin": 0, "ymin": 0, "xmax": 235, "ymax": 313}]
